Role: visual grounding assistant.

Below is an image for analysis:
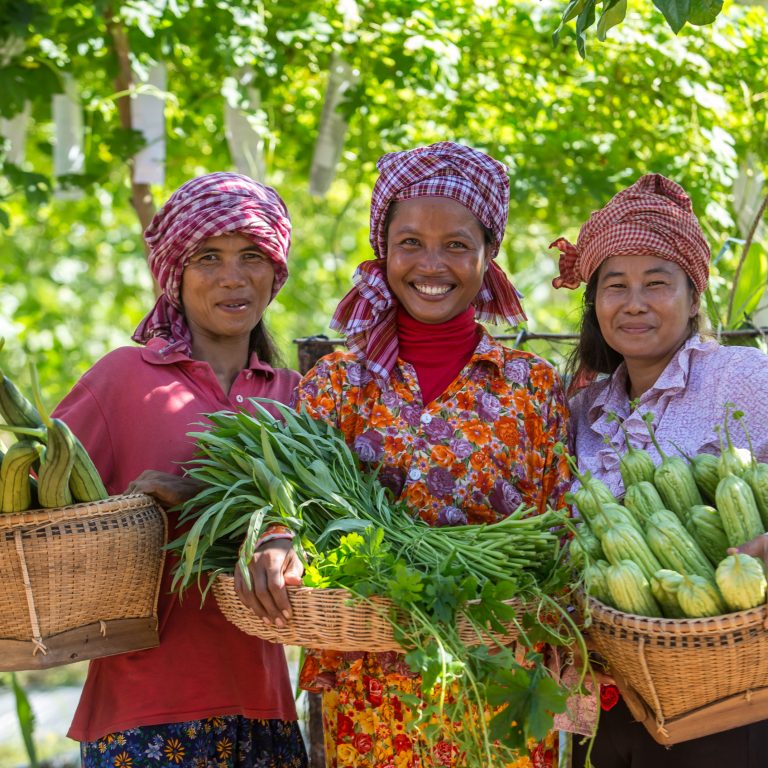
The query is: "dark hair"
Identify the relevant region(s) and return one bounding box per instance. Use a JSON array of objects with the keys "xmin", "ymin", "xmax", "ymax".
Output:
[
  {"xmin": 383, "ymin": 200, "xmax": 495, "ymax": 250},
  {"xmin": 249, "ymin": 320, "xmax": 282, "ymax": 367},
  {"xmin": 565, "ymin": 266, "xmax": 701, "ymax": 381}
]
